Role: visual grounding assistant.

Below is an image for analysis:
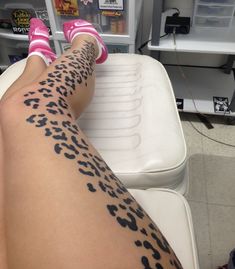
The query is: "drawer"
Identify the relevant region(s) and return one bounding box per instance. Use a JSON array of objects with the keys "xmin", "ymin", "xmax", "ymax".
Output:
[
  {"xmin": 59, "ymin": 41, "xmax": 129, "ymax": 54},
  {"xmin": 107, "ymin": 44, "xmax": 129, "ymax": 53},
  {"xmin": 0, "ymin": 38, "xmax": 55, "ymax": 67},
  {"xmin": 196, "ymin": 4, "xmax": 235, "ymax": 16},
  {"xmin": 194, "ymin": 15, "xmax": 232, "ymax": 27},
  {"xmin": 0, "ymin": 38, "xmax": 28, "ymax": 66},
  {"xmin": 197, "ymin": 0, "xmax": 235, "ymax": 5}
]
